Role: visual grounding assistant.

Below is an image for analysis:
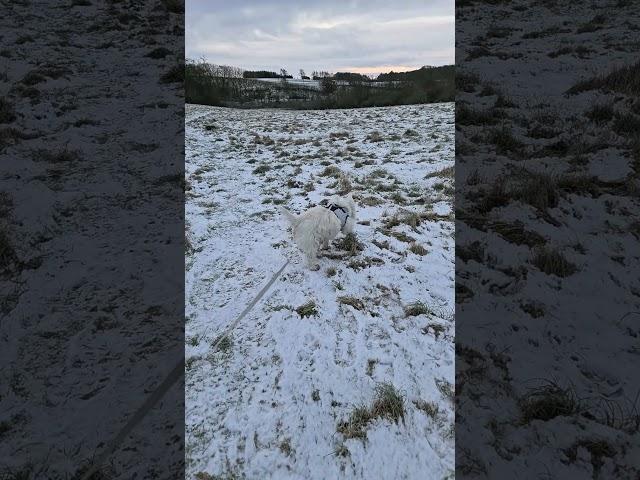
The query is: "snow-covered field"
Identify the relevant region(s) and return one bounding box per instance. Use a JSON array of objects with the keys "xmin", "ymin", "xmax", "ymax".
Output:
[
  {"xmin": 254, "ymin": 78, "xmax": 407, "ymax": 90},
  {"xmin": 185, "ymin": 103, "xmax": 455, "ymax": 479},
  {"xmin": 457, "ymin": 1, "xmax": 640, "ymax": 478},
  {"xmin": 253, "ymin": 78, "xmax": 324, "ymax": 90},
  {"xmin": 0, "ymin": 1, "xmax": 184, "ymax": 478}
]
